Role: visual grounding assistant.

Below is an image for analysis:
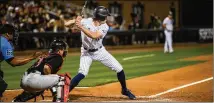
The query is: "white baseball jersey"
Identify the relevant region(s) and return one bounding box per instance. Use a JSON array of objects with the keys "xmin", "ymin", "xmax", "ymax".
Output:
[
  {"xmin": 163, "ymin": 17, "xmax": 173, "ymax": 31},
  {"xmin": 81, "ymin": 18, "xmax": 109, "ymax": 49},
  {"xmin": 78, "ymin": 18, "xmax": 123, "ymax": 76}
]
